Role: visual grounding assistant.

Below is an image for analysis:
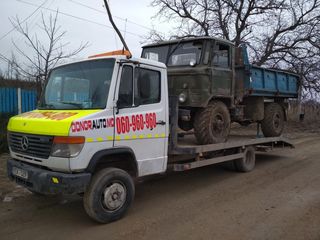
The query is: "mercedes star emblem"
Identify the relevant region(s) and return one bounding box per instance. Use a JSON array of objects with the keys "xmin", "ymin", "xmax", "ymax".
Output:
[{"xmin": 21, "ymin": 136, "xmax": 29, "ymax": 150}]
